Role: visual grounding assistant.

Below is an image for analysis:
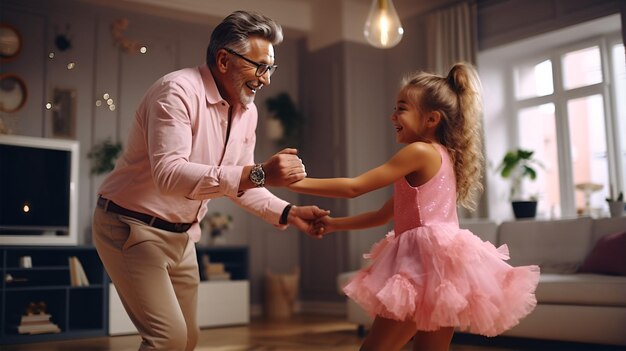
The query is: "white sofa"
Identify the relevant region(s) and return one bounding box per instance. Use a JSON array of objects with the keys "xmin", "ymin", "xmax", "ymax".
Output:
[{"xmin": 337, "ymin": 216, "xmax": 626, "ymax": 346}]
